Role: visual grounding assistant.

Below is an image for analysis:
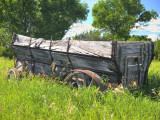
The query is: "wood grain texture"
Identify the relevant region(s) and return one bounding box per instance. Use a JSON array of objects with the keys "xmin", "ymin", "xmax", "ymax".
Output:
[
  {"xmin": 12, "ymin": 34, "xmax": 154, "ymax": 86},
  {"xmin": 116, "ymin": 42, "xmax": 154, "ymax": 86},
  {"xmin": 34, "ymin": 62, "xmax": 52, "ymax": 75},
  {"xmin": 69, "ymin": 54, "xmax": 116, "ymax": 73},
  {"xmin": 13, "ymin": 34, "xmax": 112, "ymax": 58},
  {"xmin": 31, "ymin": 49, "xmax": 52, "ymax": 64}
]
